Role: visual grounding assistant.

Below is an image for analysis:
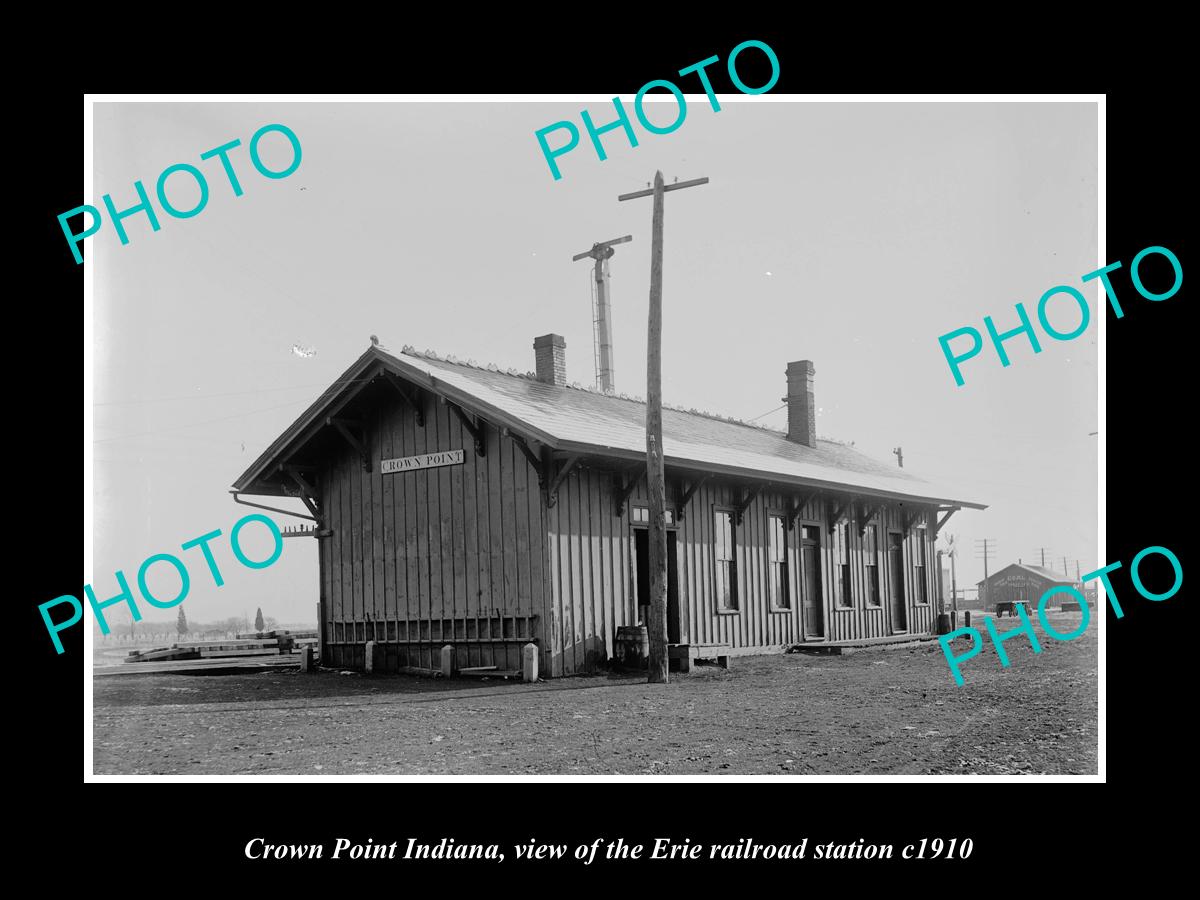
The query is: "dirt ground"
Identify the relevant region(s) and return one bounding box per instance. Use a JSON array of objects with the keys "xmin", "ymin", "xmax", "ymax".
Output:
[{"xmin": 93, "ymin": 611, "xmax": 1097, "ymax": 775}]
